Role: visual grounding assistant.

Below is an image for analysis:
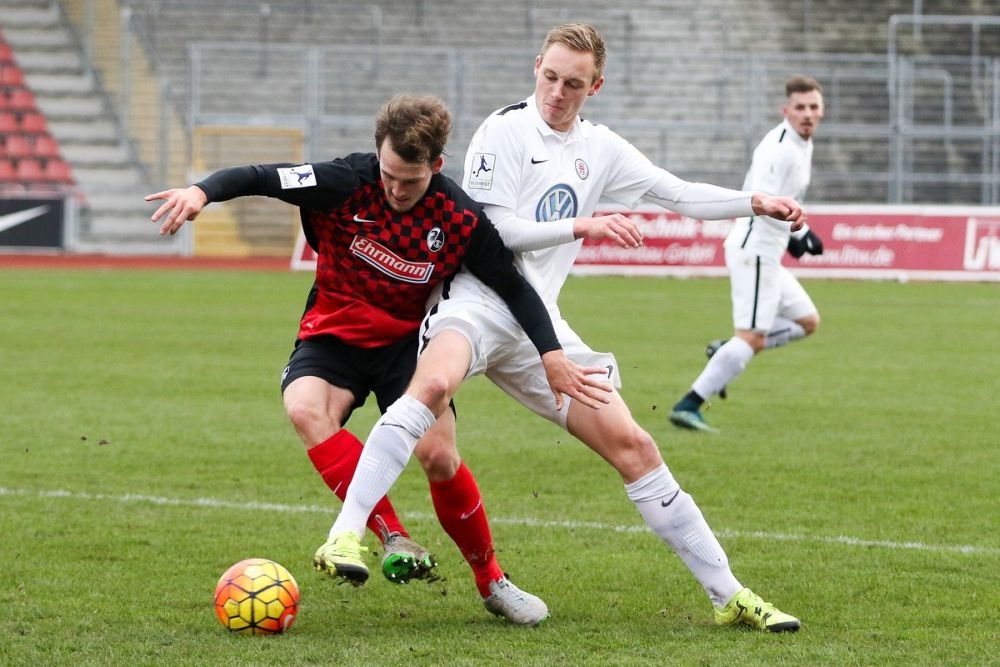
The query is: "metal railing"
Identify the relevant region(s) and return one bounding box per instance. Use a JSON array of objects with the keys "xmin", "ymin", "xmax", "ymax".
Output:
[{"xmin": 64, "ymin": 2, "xmax": 1000, "ymax": 206}]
